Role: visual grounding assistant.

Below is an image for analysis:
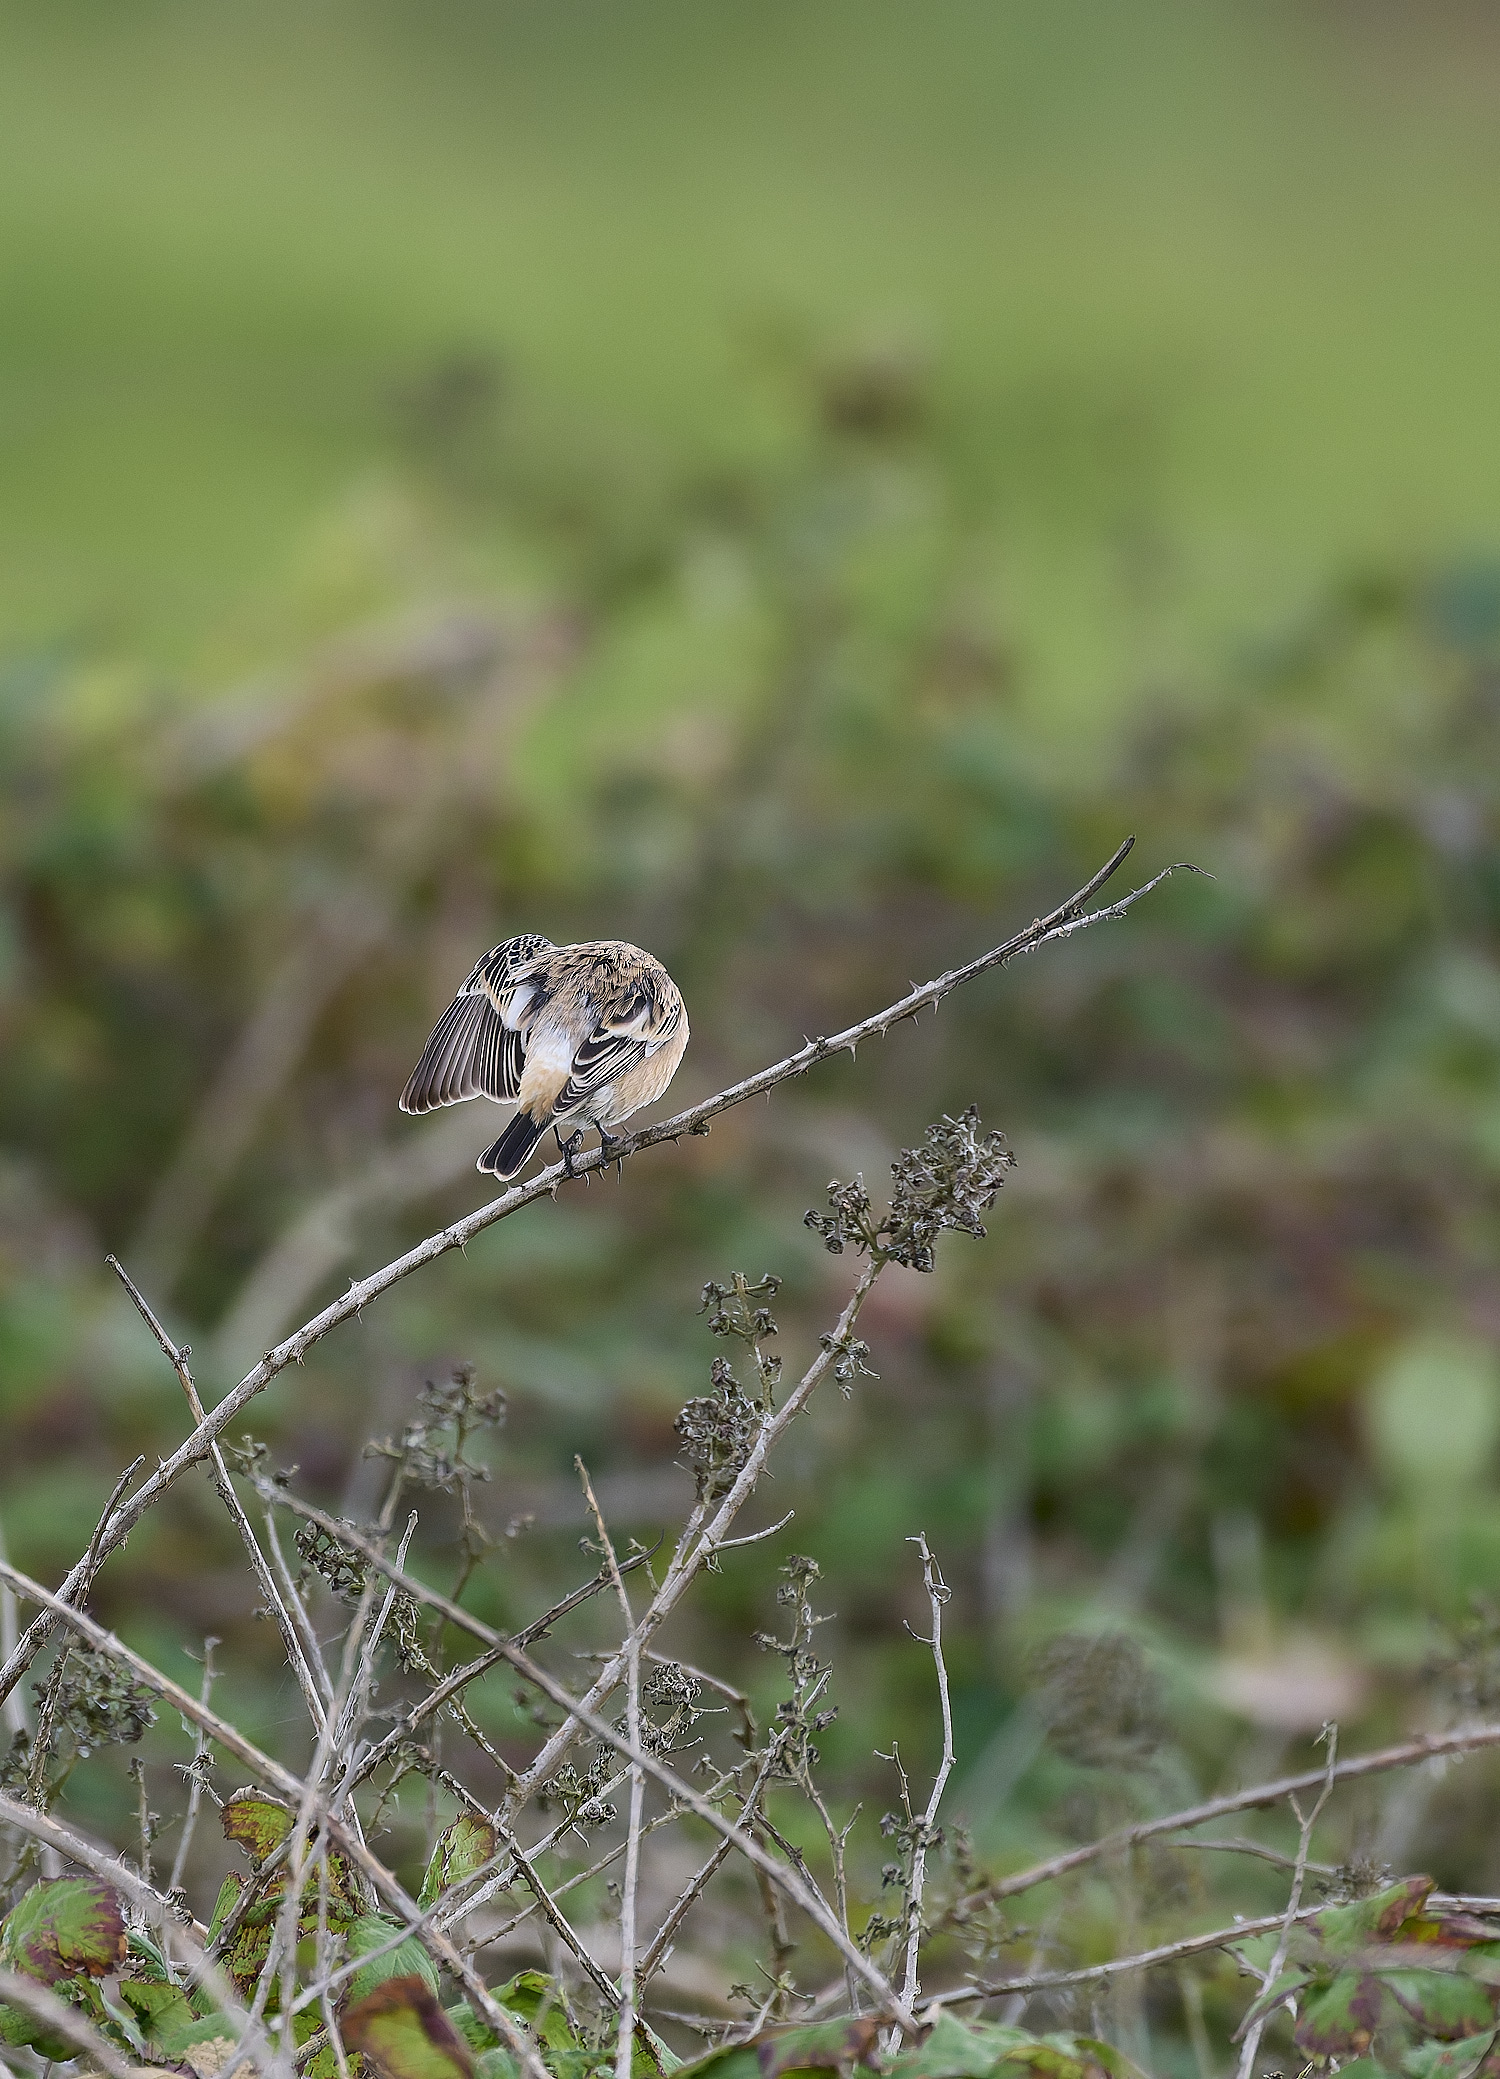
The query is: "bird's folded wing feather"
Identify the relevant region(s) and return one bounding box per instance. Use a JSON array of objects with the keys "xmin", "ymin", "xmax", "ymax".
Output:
[
  {"xmin": 553, "ymin": 994, "xmax": 681, "ymax": 1116},
  {"xmin": 399, "ymin": 936, "xmax": 546, "ymax": 1113},
  {"xmin": 553, "ymin": 1031, "xmax": 650, "ymax": 1116}
]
